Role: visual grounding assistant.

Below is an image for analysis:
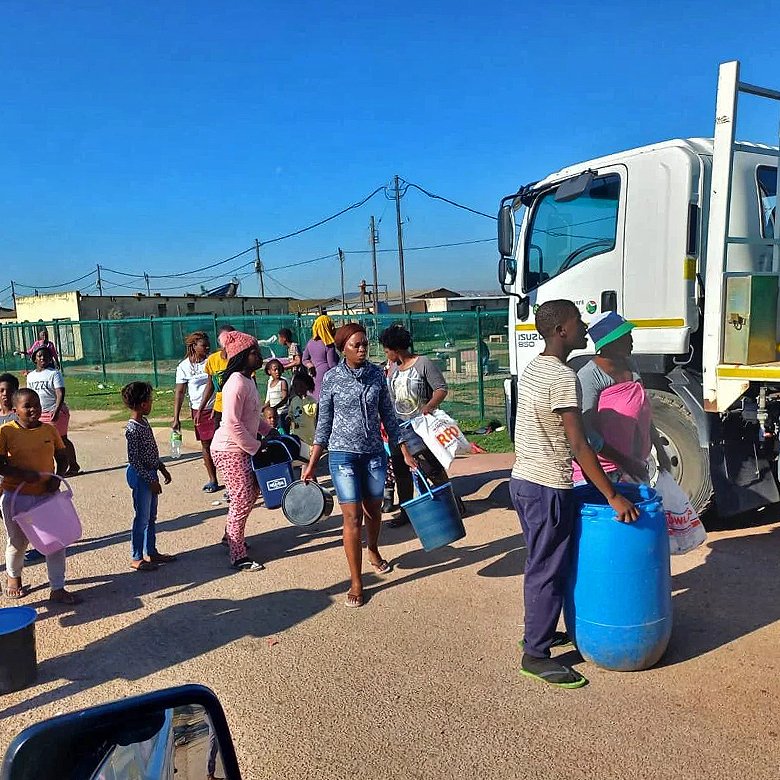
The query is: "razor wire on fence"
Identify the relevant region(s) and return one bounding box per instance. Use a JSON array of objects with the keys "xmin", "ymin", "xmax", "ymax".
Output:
[{"xmin": 0, "ymin": 310, "xmax": 510, "ymax": 421}]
